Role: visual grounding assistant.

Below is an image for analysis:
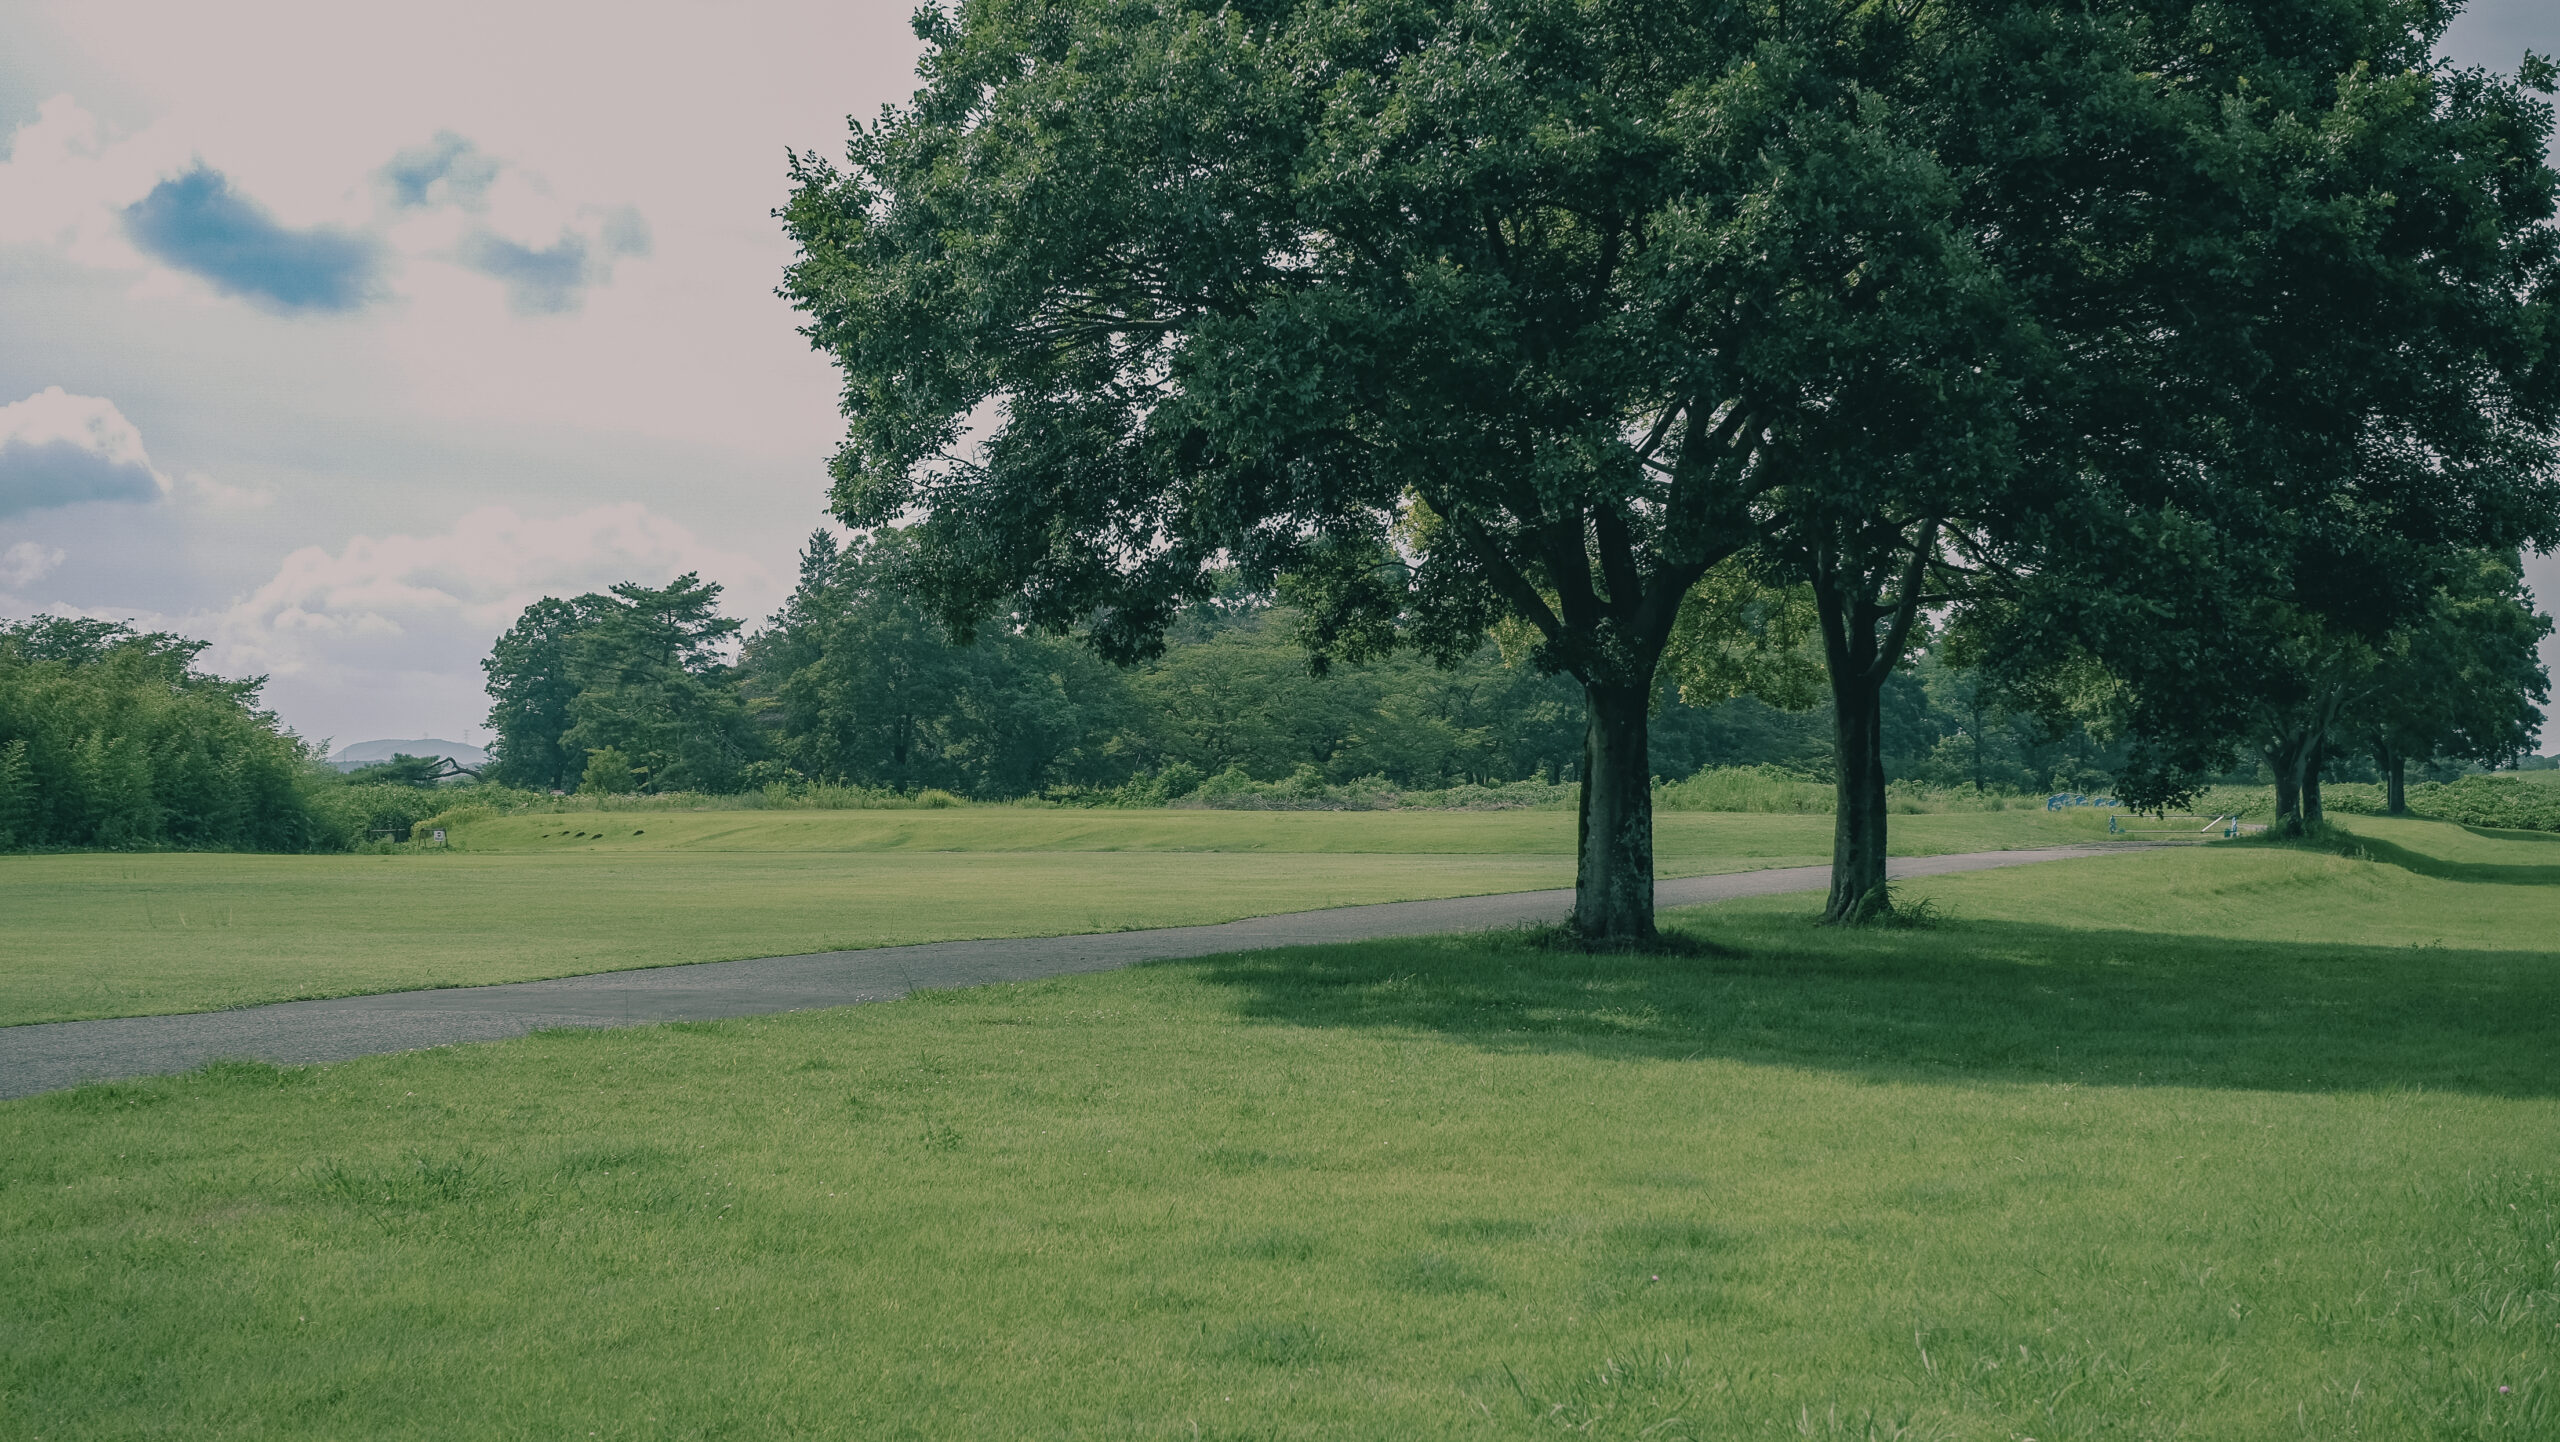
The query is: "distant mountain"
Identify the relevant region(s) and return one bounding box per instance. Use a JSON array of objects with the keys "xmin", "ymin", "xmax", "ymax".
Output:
[{"xmin": 329, "ymin": 738, "xmax": 489, "ymax": 773}]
